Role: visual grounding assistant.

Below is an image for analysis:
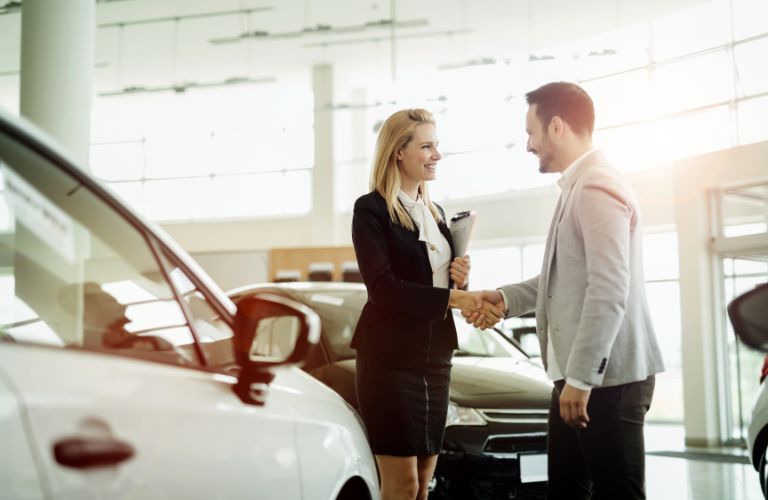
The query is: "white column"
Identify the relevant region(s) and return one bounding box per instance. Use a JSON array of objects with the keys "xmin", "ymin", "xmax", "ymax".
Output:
[
  {"xmin": 20, "ymin": 0, "xmax": 95, "ymax": 166},
  {"xmin": 311, "ymin": 64, "xmax": 335, "ymax": 245},
  {"xmin": 674, "ymin": 174, "xmax": 723, "ymax": 446},
  {"xmin": 18, "ymin": 0, "xmax": 94, "ymax": 345}
]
